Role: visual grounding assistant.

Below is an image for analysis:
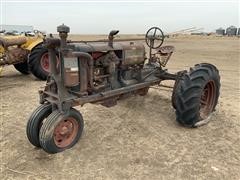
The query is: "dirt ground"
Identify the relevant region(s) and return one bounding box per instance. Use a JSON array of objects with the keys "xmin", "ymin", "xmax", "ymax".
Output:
[{"xmin": 0, "ymin": 36, "xmax": 239, "ymax": 180}]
